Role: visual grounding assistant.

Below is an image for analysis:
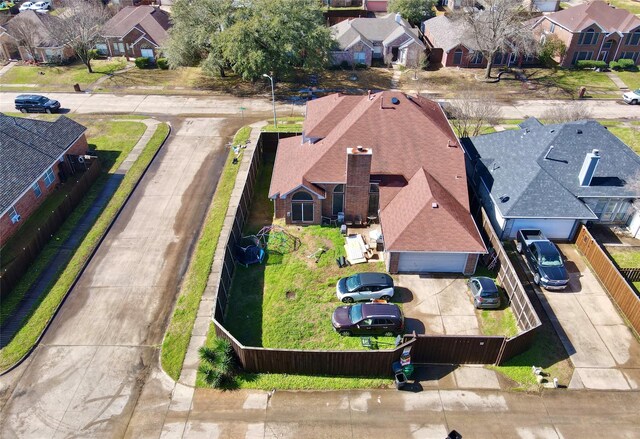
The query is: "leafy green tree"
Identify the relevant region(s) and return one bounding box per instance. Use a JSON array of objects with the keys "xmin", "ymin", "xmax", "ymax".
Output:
[
  {"xmin": 163, "ymin": 0, "xmax": 235, "ymax": 77},
  {"xmin": 387, "ymin": 0, "xmax": 436, "ymax": 27},
  {"xmin": 219, "ymin": 0, "xmax": 333, "ymax": 80}
]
